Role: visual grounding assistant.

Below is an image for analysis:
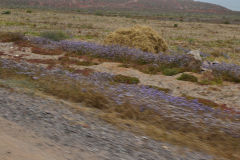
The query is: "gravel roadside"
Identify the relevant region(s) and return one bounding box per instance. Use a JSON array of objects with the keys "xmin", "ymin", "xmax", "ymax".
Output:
[{"xmin": 0, "ymin": 87, "xmax": 225, "ymax": 160}]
